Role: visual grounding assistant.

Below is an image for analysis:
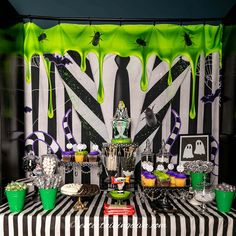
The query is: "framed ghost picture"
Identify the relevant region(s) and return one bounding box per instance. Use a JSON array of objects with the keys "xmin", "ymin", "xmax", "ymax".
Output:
[{"xmin": 179, "ymin": 134, "xmax": 209, "ymax": 164}]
